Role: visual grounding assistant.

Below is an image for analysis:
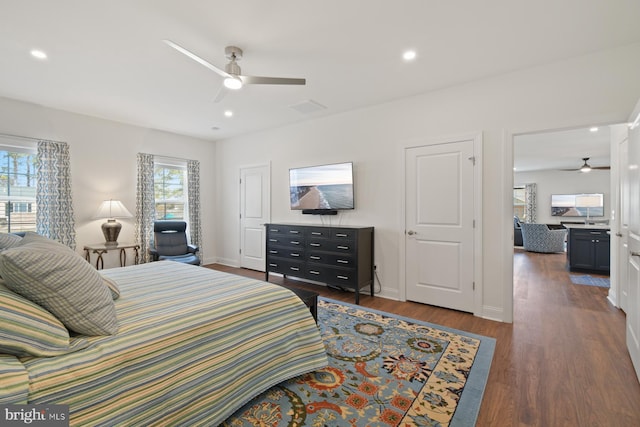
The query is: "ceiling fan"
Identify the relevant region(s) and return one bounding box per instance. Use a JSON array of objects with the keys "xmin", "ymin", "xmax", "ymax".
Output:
[
  {"xmin": 163, "ymin": 40, "xmax": 306, "ymax": 102},
  {"xmin": 561, "ymin": 157, "xmax": 610, "ymax": 172}
]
